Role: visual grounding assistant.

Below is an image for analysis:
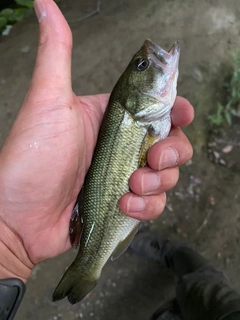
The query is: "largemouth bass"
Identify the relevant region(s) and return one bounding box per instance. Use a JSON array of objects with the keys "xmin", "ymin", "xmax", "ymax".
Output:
[{"xmin": 52, "ymin": 39, "xmax": 180, "ymax": 304}]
